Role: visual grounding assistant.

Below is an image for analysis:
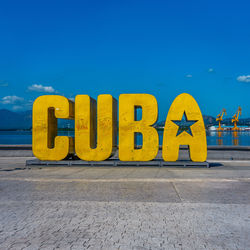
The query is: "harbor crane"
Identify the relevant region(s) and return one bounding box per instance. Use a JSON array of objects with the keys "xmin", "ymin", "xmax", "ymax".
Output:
[
  {"xmin": 216, "ymin": 109, "xmax": 227, "ymax": 130},
  {"xmin": 232, "ymin": 106, "xmax": 242, "ymax": 131}
]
